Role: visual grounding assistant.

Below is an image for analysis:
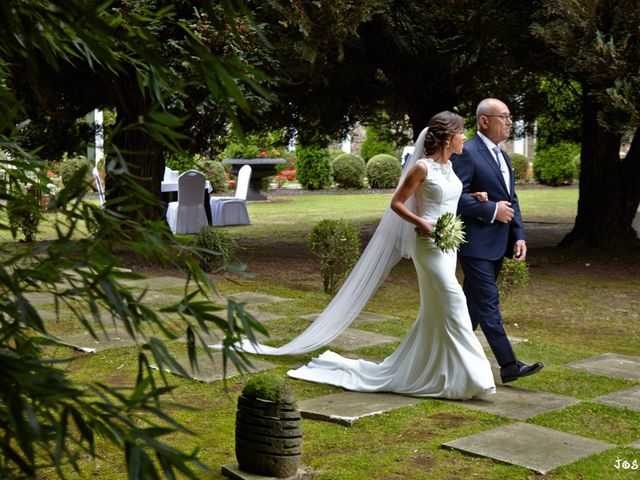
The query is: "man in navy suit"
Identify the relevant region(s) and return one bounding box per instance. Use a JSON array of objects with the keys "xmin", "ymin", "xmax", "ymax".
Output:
[{"xmin": 451, "ymin": 98, "xmax": 543, "ymax": 383}]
